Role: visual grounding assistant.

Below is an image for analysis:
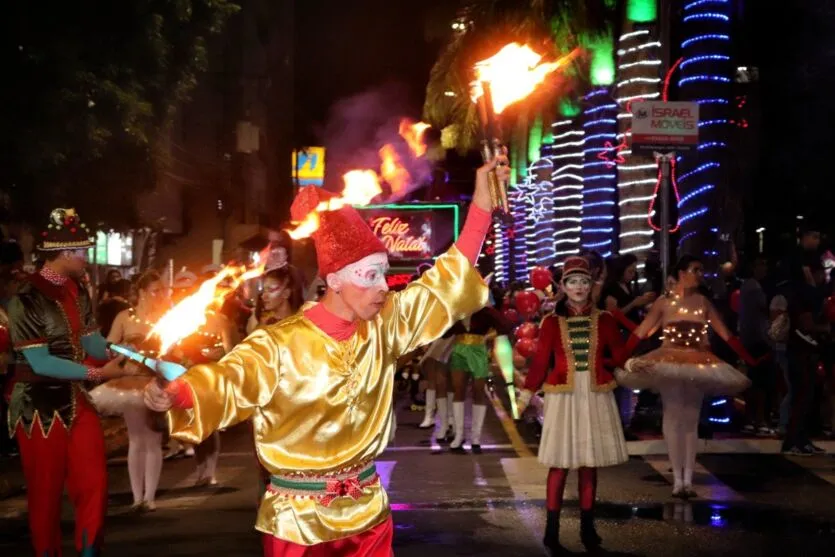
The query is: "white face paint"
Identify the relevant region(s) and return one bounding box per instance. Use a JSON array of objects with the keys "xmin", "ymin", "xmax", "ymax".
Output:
[
  {"xmin": 334, "ymin": 253, "xmax": 390, "ymax": 289},
  {"xmin": 562, "ymin": 275, "xmax": 592, "ymax": 305}
]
